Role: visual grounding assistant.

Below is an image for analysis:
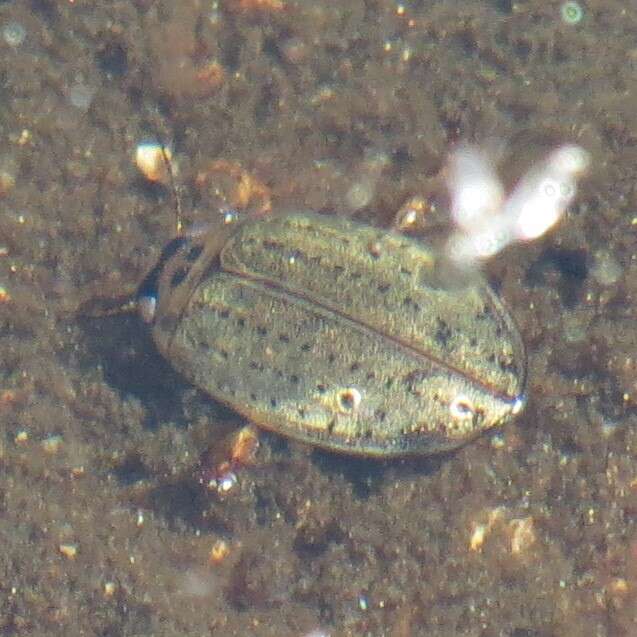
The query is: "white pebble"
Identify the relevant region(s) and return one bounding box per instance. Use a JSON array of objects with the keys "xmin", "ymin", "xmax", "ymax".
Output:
[{"xmin": 135, "ymin": 141, "xmax": 171, "ymax": 185}]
